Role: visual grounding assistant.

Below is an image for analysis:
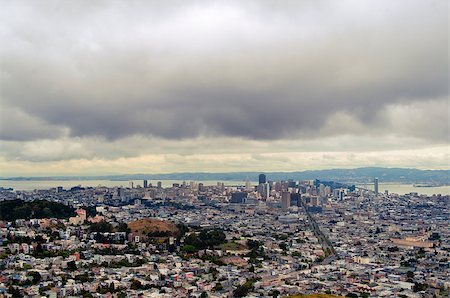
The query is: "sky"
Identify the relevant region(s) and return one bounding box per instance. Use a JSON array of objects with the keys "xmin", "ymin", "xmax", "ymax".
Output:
[{"xmin": 0, "ymin": 0, "xmax": 448, "ymax": 177}]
